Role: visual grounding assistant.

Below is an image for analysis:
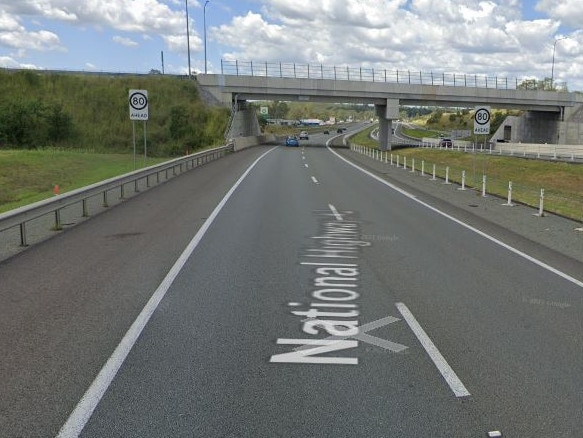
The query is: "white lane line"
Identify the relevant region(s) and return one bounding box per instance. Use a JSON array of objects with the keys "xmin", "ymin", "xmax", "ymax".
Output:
[
  {"xmin": 328, "ymin": 204, "xmax": 344, "ymax": 221},
  {"xmin": 56, "ymin": 147, "xmax": 277, "ymax": 438},
  {"xmin": 304, "ymin": 163, "xmax": 309, "ymax": 168},
  {"xmin": 327, "ymin": 146, "xmax": 583, "ymax": 290},
  {"xmin": 311, "ymin": 176, "xmax": 319, "ymax": 184},
  {"xmin": 396, "ymin": 302, "xmax": 471, "ymax": 397}
]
